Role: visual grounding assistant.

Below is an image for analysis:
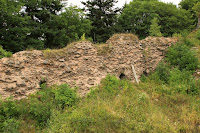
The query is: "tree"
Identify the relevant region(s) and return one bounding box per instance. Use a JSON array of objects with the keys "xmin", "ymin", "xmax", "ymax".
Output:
[
  {"xmin": 179, "ymin": 0, "xmax": 200, "ymax": 29},
  {"xmin": 118, "ymin": 1, "xmax": 193, "ymax": 39},
  {"xmin": 20, "ymin": 0, "xmax": 64, "ymax": 49},
  {"xmin": 0, "ymin": 0, "xmax": 30, "ymax": 52},
  {"xmin": 149, "ymin": 17, "xmax": 162, "ymax": 37},
  {"xmin": 59, "ymin": 6, "xmax": 92, "ymax": 44},
  {"xmin": 82, "ymin": 0, "xmax": 120, "ymax": 43},
  {"xmin": 192, "ymin": 2, "xmax": 200, "ymax": 28}
]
